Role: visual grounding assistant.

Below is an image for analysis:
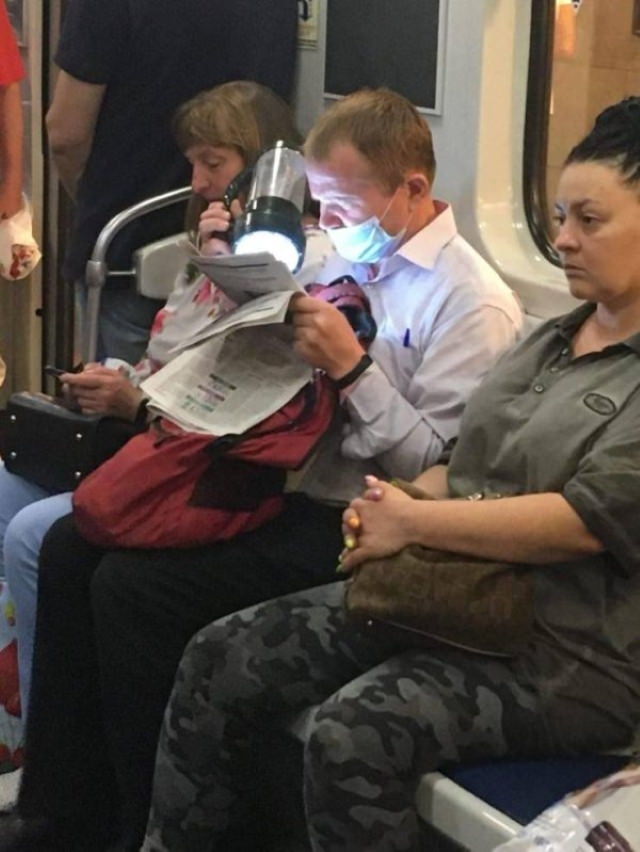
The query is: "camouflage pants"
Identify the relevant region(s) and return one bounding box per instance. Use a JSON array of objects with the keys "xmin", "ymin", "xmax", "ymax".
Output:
[{"xmin": 142, "ymin": 581, "xmax": 554, "ymax": 852}]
